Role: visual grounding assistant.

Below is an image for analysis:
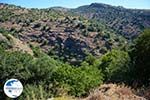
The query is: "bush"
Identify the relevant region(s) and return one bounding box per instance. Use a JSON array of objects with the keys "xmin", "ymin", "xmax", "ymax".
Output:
[
  {"xmin": 98, "ymin": 50, "xmax": 131, "ymax": 82},
  {"xmin": 52, "ymin": 63, "xmax": 103, "ymax": 96},
  {"xmin": 87, "ymin": 25, "xmax": 95, "ymax": 32},
  {"xmin": 0, "ymin": 51, "xmax": 33, "ymax": 82},
  {"xmin": 26, "ymin": 55, "xmax": 58, "ymax": 84},
  {"xmin": 131, "ymin": 29, "xmax": 150, "ymax": 85},
  {"xmin": 84, "ymin": 54, "xmax": 97, "ymax": 65},
  {"xmin": 20, "ymin": 84, "xmax": 49, "ymax": 100}
]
